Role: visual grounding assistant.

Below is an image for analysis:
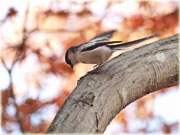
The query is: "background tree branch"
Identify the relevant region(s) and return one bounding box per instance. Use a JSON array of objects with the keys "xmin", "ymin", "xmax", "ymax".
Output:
[{"xmin": 47, "ymin": 34, "xmax": 178, "ymax": 133}]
